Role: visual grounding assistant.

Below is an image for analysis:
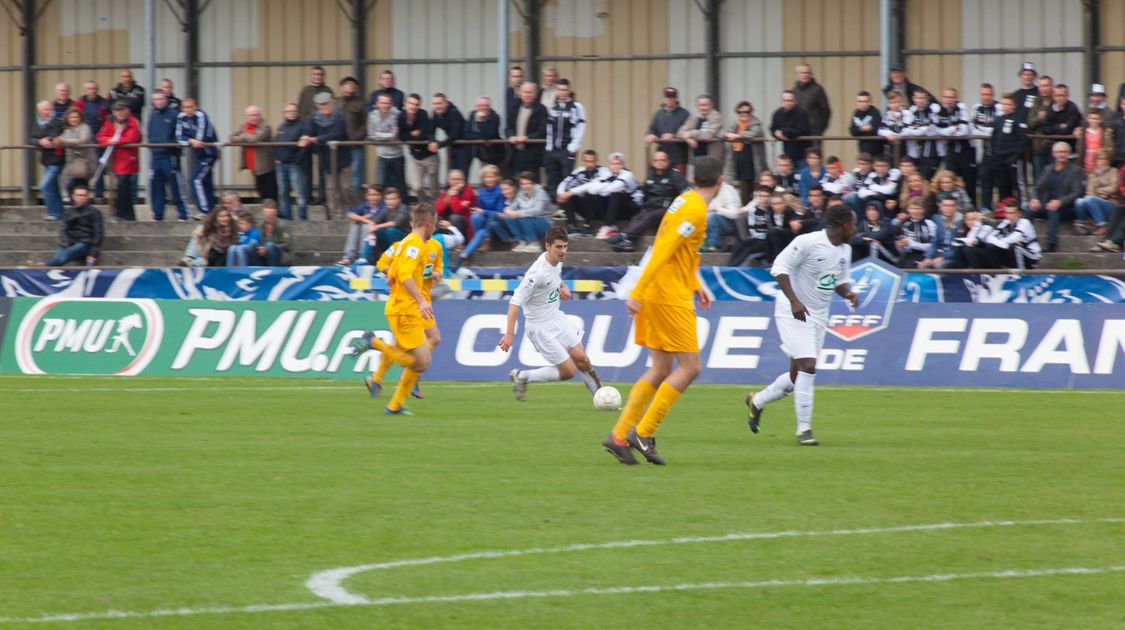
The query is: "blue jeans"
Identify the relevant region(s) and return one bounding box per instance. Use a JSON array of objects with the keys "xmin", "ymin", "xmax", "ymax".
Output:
[
  {"xmin": 360, "ymin": 227, "xmax": 406, "ymax": 261},
  {"xmin": 148, "ymin": 155, "xmax": 188, "ymax": 220},
  {"xmin": 115, "ymin": 173, "xmax": 136, "ymax": 220},
  {"xmin": 705, "ymin": 213, "xmax": 737, "ymax": 248},
  {"xmin": 1027, "ymin": 202, "xmax": 1069, "ymax": 244},
  {"xmin": 1076, "ymin": 196, "xmax": 1114, "ymax": 225},
  {"xmin": 260, "ymin": 242, "xmax": 284, "ymax": 266},
  {"xmin": 463, "ymin": 212, "xmax": 501, "ymax": 257},
  {"xmin": 508, "ymin": 217, "xmax": 550, "ymax": 242},
  {"xmin": 39, "ymin": 164, "xmax": 63, "ymax": 219},
  {"xmin": 47, "ymin": 242, "xmax": 89, "ymax": 266},
  {"xmin": 189, "ymin": 158, "xmax": 216, "ymax": 214},
  {"xmin": 376, "ymin": 156, "xmax": 405, "ymax": 193},
  {"xmin": 276, "ymin": 163, "xmax": 308, "ymax": 220},
  {"xmin": 226, "ymin": 244, "xmax": 257, "ymax": 267},
  {"xmin": 349, "ymin": 147, "xmax": 365, "ymax": 191}
]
